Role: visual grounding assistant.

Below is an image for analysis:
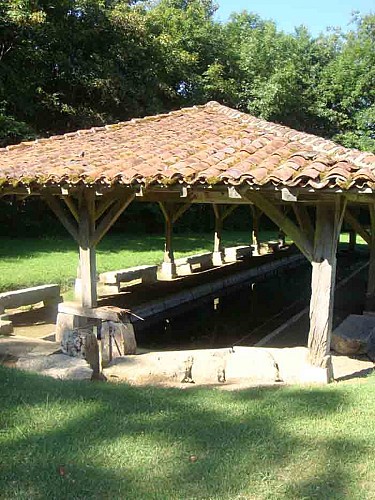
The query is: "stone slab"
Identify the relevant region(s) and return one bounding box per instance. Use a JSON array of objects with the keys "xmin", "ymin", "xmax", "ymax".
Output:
[
  {"xmin": 0, "ymin": 319, "xmax": 13, "ymax": 335},
  {"xmin": 0, "ymin": 284, "xmax": 61, "ymax": 312},
  {"xmin": 16, "ymin": 354, "xmax": 92, "ymax": 380},
  {"xmin": 332, "ymin": 314, "xmax": 375, "ymax": 359}
]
